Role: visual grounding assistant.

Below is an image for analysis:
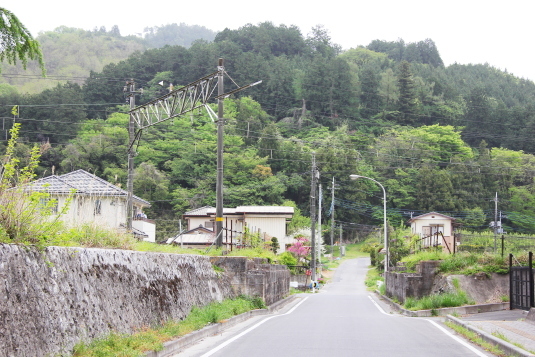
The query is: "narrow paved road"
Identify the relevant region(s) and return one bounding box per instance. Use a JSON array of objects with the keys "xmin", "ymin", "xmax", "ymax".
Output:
[{"xmin": 179, "ymin": 258, "xmax": 493, "ymax": 357}]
